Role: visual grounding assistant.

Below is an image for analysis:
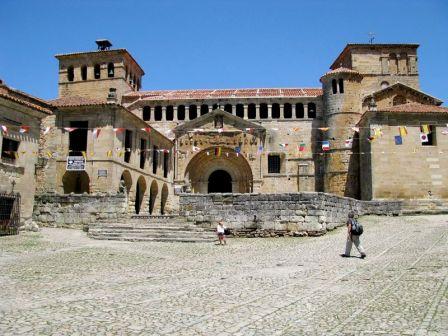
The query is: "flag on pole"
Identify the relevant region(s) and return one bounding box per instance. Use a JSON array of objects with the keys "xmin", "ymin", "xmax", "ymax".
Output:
[
  {"xmin": 345, "ymin": 138, "xmax": 353, "ymax": 148},
  {"xmin": 298, "ymin": 143, "xmax": 306, "ymax": 152},
  {"xmin": 92, "ymin": 128, "xmax": 101, "ymax": 139},
  {"xmin": 421, "ymin": 124, "xmax": 430, "ymax": 134},
  {"xmin": 1, "ymin": 125, "xmax": 8, "ymax": 134},
  {"xmin": 214, "ymin": 147, "xmax": 222, "ymax": 156},
  {"xmin": 322, "ymin": 141, "xmax": 330, "ymax": 151},
  {"xmin": 398, "ymin": 126, "xmax": 408, "ymax": 137},
  {"xmin": 394, "ymin": 135, "xmax": 403, "ymax": 145},
  {"xmin": 19, "ymin": 126, "xmax": 30, "ymax": 134},
  {"xmin": 420, "ymin": 133, "xmax": 429, "ymax": 143},
  {"xmin": 64, "ymin": 127, "xmax": 77, "ymax": 132}
]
